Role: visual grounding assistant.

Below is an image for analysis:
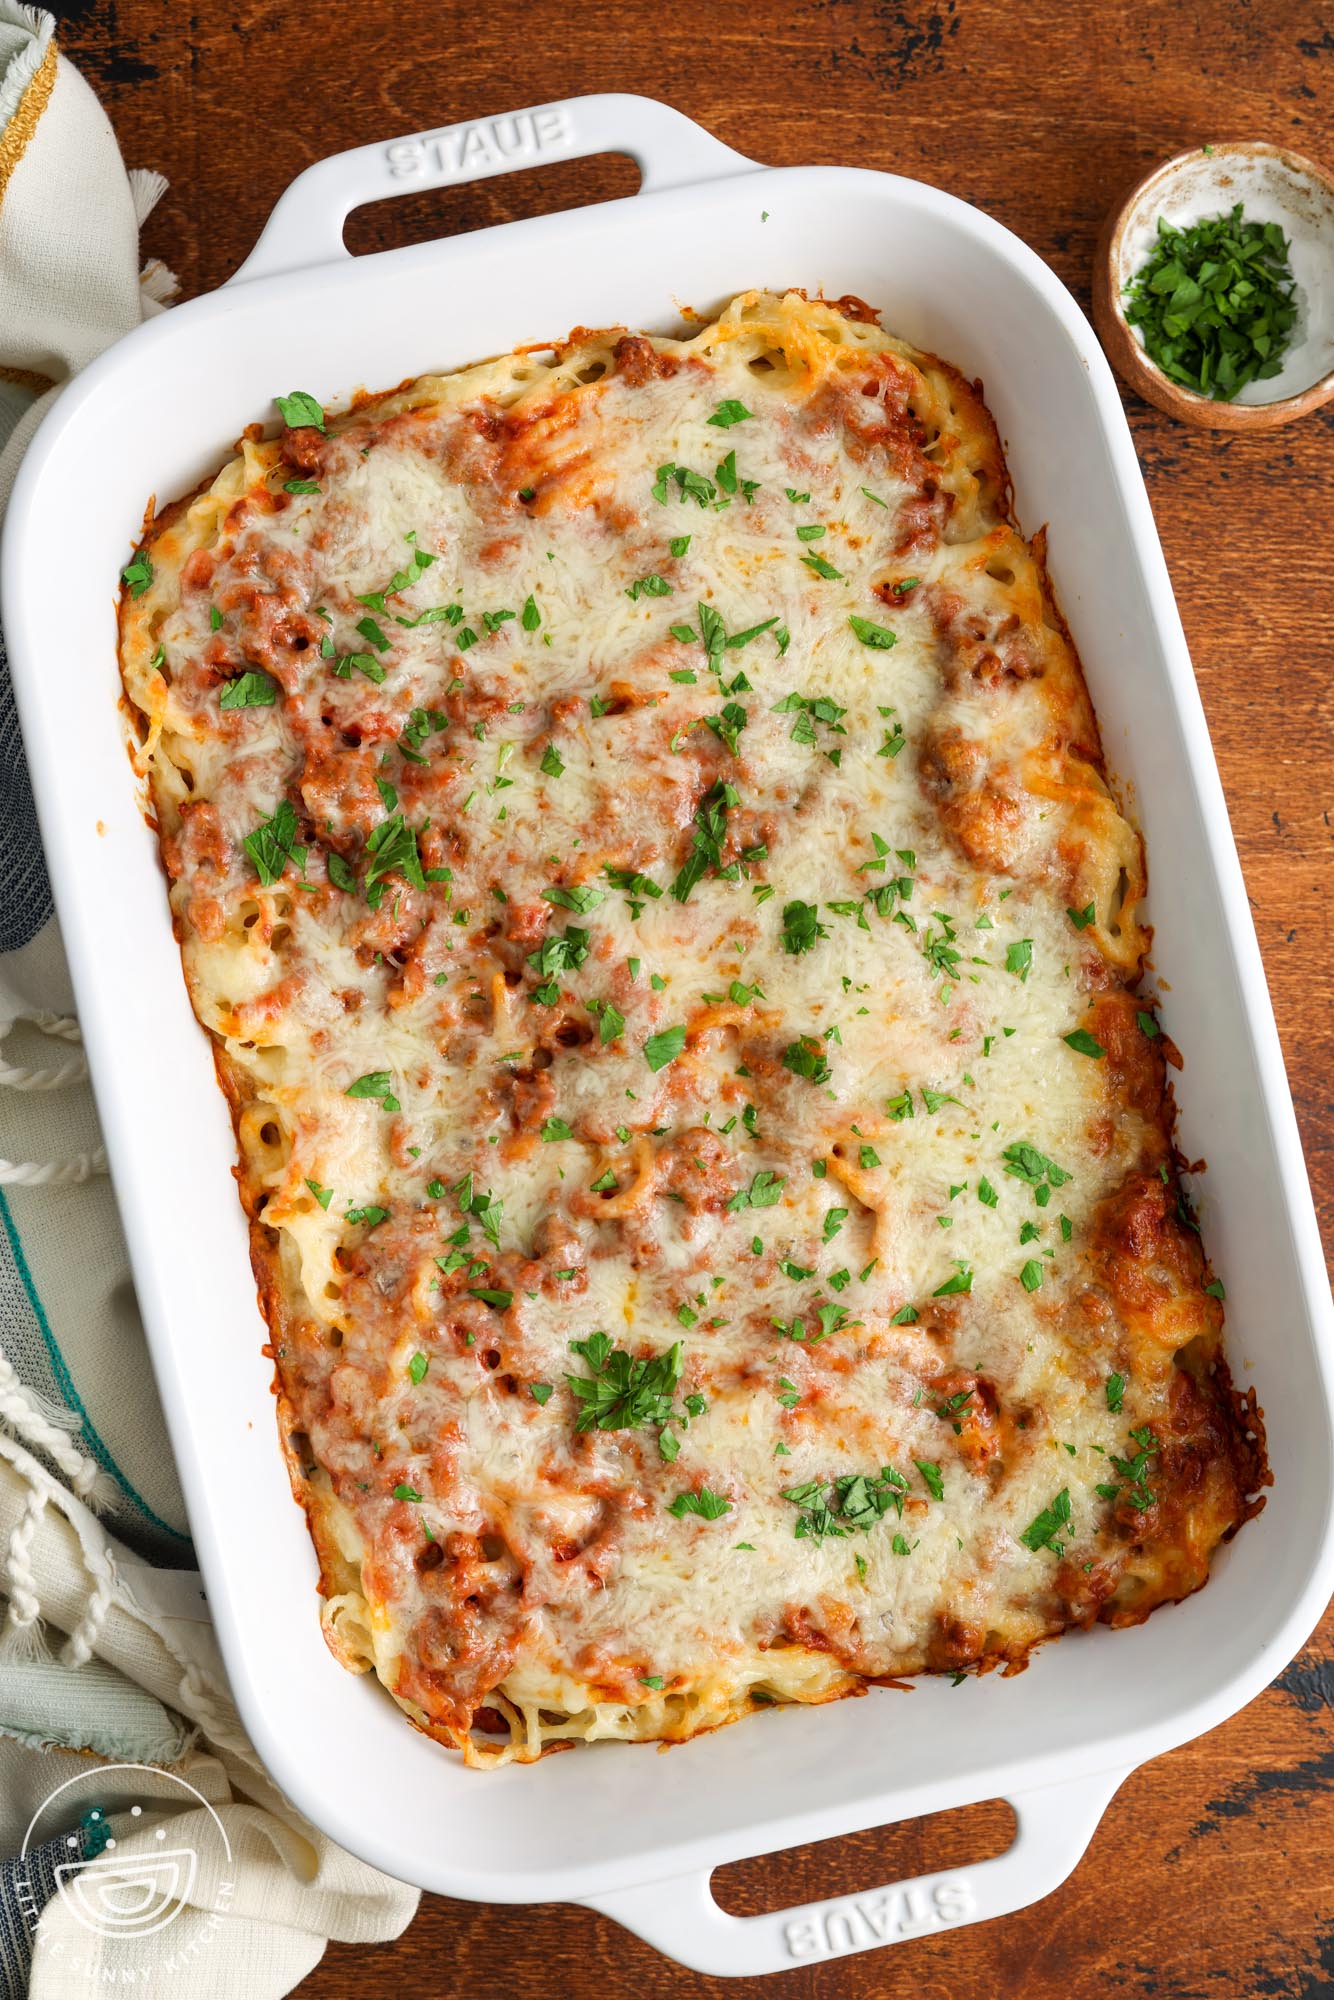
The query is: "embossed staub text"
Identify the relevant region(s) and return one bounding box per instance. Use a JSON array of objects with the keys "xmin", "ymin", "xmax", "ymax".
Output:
[
  {"xmin": 385, "ymin": 110, "xmax": 573, "ymax": 182},
  {"xmin": 783, "ymin": 1877, "xmax": 975, "ymax": 1960}
]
